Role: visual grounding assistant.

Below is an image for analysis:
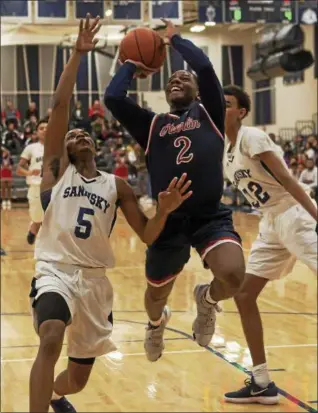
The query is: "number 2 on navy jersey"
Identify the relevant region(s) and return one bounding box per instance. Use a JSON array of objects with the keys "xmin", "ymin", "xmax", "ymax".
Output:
[
  {"xmin": 242, "ymin": 181, "xmax": 270, "ymax": 208},
  {"xmin": 75, "ymin": 207, "xmax": 94, "ymax": 239},
  {"xmin": 174, "ymin": 136, "xmax": 194, "ymax": 165}
]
